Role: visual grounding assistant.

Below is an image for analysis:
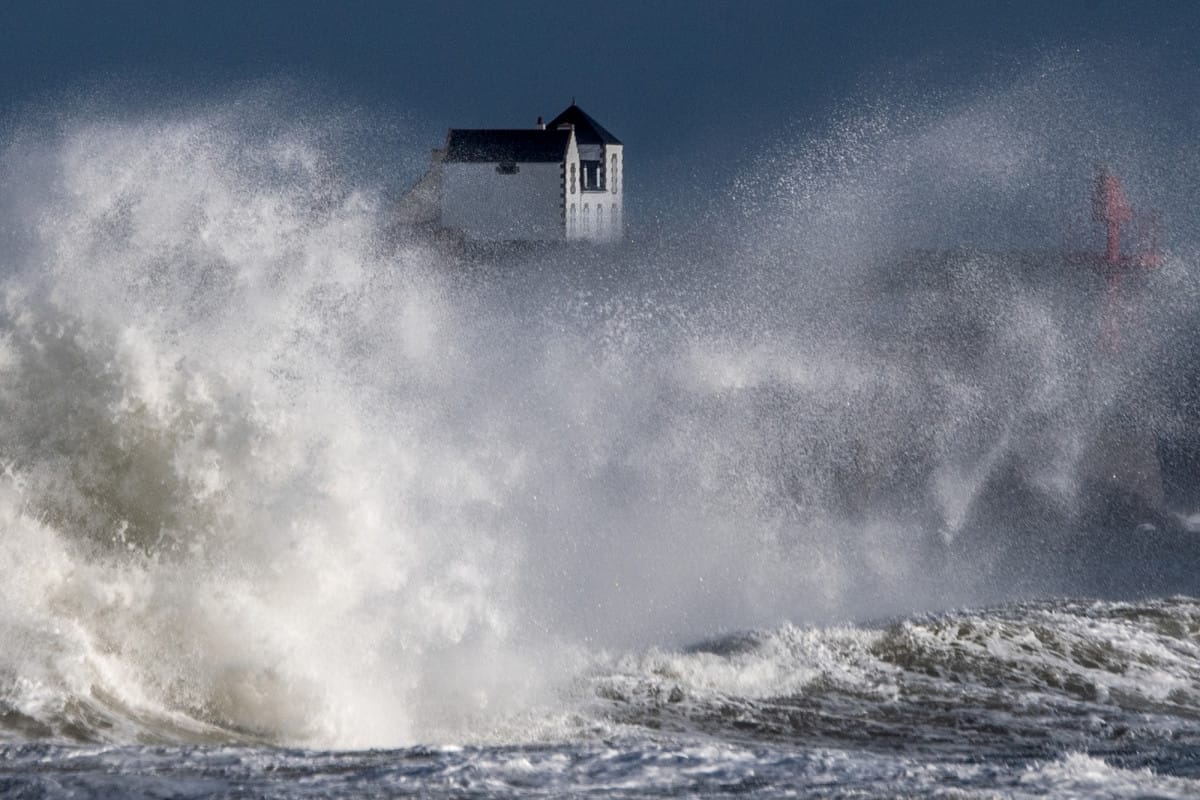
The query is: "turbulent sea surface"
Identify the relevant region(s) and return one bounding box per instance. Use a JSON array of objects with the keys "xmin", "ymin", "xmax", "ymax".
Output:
[
  {"xmin": 5, "ymin": 599, "xmax": 1200, "ymax": 797},
  {"xmin": 2, "ymin": 72, "xmax": 1200, "ymax": 797}
]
